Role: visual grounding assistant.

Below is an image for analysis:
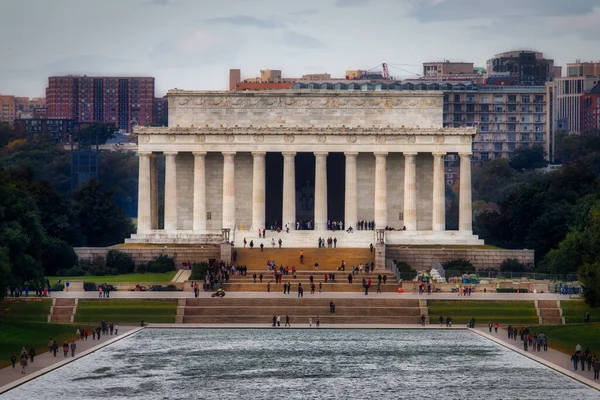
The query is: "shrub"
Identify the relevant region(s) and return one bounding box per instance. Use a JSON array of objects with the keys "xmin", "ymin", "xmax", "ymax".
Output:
[
  {"xmin": 394, "ymin": 261, "xmax": 417, "ymax": 280},
  {"xmin": 443, "ymin": 258, "xmax": 475, "ymax": 272},
  {"xmin": 106, "ymin": 250, "xmax": 135, "ymax": 274},
  {"xmin": 51, "ymin": 283, "xmax": 65, "ymax": 291},
  {"xmin": 56, "ymin": 266, "xmax": 86, "ymax": 277},
  {"xmin": 136, "ymin": 263, "xmax": 148, "ymax": 274},
  {"xmin": 495, "ymin": 288, "xmax": 529, "ymax": 293},
  {"xmin": 190, "ymin": 262, "xmax": 209, "ymax": 280},
  {"xmin": 147, "ymin": 255, "xmax": 176, "ymax": 273},
  {"xmin": 150, "ymin": 284, "xmax": 177, "ymax": 291},
  {"xmin": 83, "ymin": 282, "xmax": 97, "ymax": 291},
  {"xmin": 500, "ymin": 258, "xmax": 533, "ymax": 273}
]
